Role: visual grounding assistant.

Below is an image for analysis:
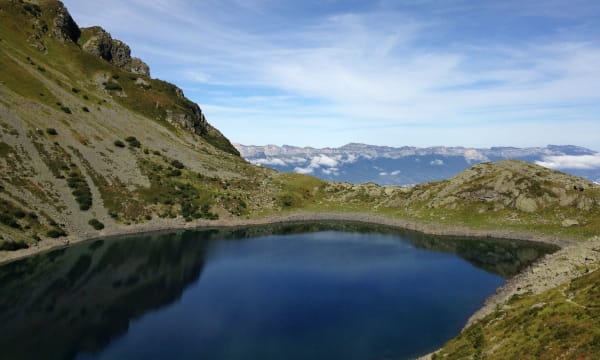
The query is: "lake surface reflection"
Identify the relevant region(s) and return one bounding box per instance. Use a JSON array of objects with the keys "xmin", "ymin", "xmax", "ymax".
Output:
[{"xmin": 0, "ymin": 222, "xmax": 557, "ymax": 360}]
